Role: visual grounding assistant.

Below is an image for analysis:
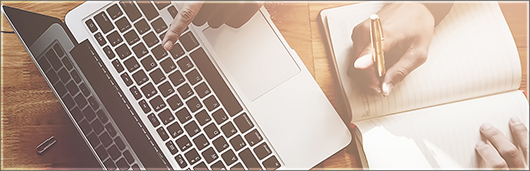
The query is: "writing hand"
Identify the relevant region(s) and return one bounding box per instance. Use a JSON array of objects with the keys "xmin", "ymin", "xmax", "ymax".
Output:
[
  {"xmin": 476, "ymin": 117, "xmax": 529, "ymax": 169},
  {"xmin": 350, "ymin": 3, "xmax": 434, "ymax": 96},
  {"xmin": 162, "ymin": 2, "xmax": 263, "ymax": 51}
]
